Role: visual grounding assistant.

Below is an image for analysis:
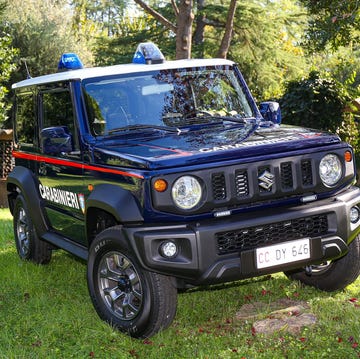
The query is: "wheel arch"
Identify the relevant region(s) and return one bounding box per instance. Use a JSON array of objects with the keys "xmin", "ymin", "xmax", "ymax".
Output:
[
  {"xmin": 85, "ymin": 184, "xmax": 144, "ymax": 243},
  {"xmin": 7, "ymin": 166, "xmax": 49, "ymax": 236}
]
